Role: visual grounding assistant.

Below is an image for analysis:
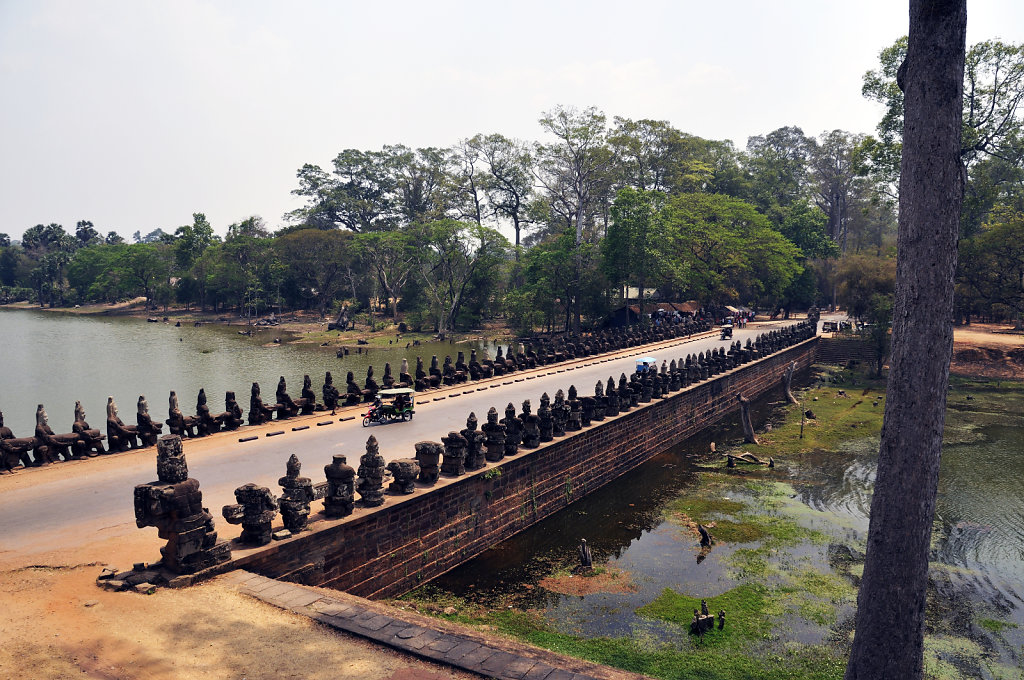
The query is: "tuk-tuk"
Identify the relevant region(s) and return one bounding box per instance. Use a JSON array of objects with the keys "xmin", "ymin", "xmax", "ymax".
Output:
[
  {"xmin": 635, "ymin": 357, "xmax": 658, "ymax": 374},
  {"xmin": 363, "ymin": 387, "xmax": 416, "ymax": 426},
  {"xmin": 720, "ymin": 322, "xmax": 733, "ymax": 340}
]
